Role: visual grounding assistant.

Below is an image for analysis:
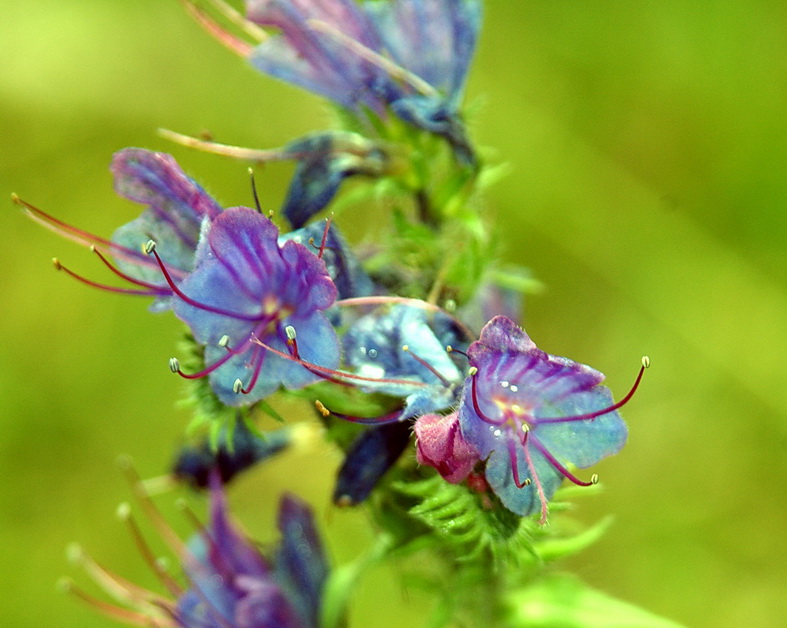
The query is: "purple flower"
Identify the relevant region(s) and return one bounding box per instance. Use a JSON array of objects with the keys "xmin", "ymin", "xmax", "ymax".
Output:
[
  {"xmin": 162, "ymin": 207, "xmax": 340, "ymax": 405},
  {"xmin": 458, "ymin": 316, "xmax": 646, "ymax": 522},
  {"xmin": 243, "ymin": 0, "xmax": 481, "ymax": 161},
  {"xmin": 17, "ymin": 148, "xmax": 223, "ymax": 311},
  {"xmin": 66, "ymin": 477, "xmax": 328, "ymax": 628},
  {"xmin": 178, "ymin": 485, "xmax": 327, "ymax": 627}
]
